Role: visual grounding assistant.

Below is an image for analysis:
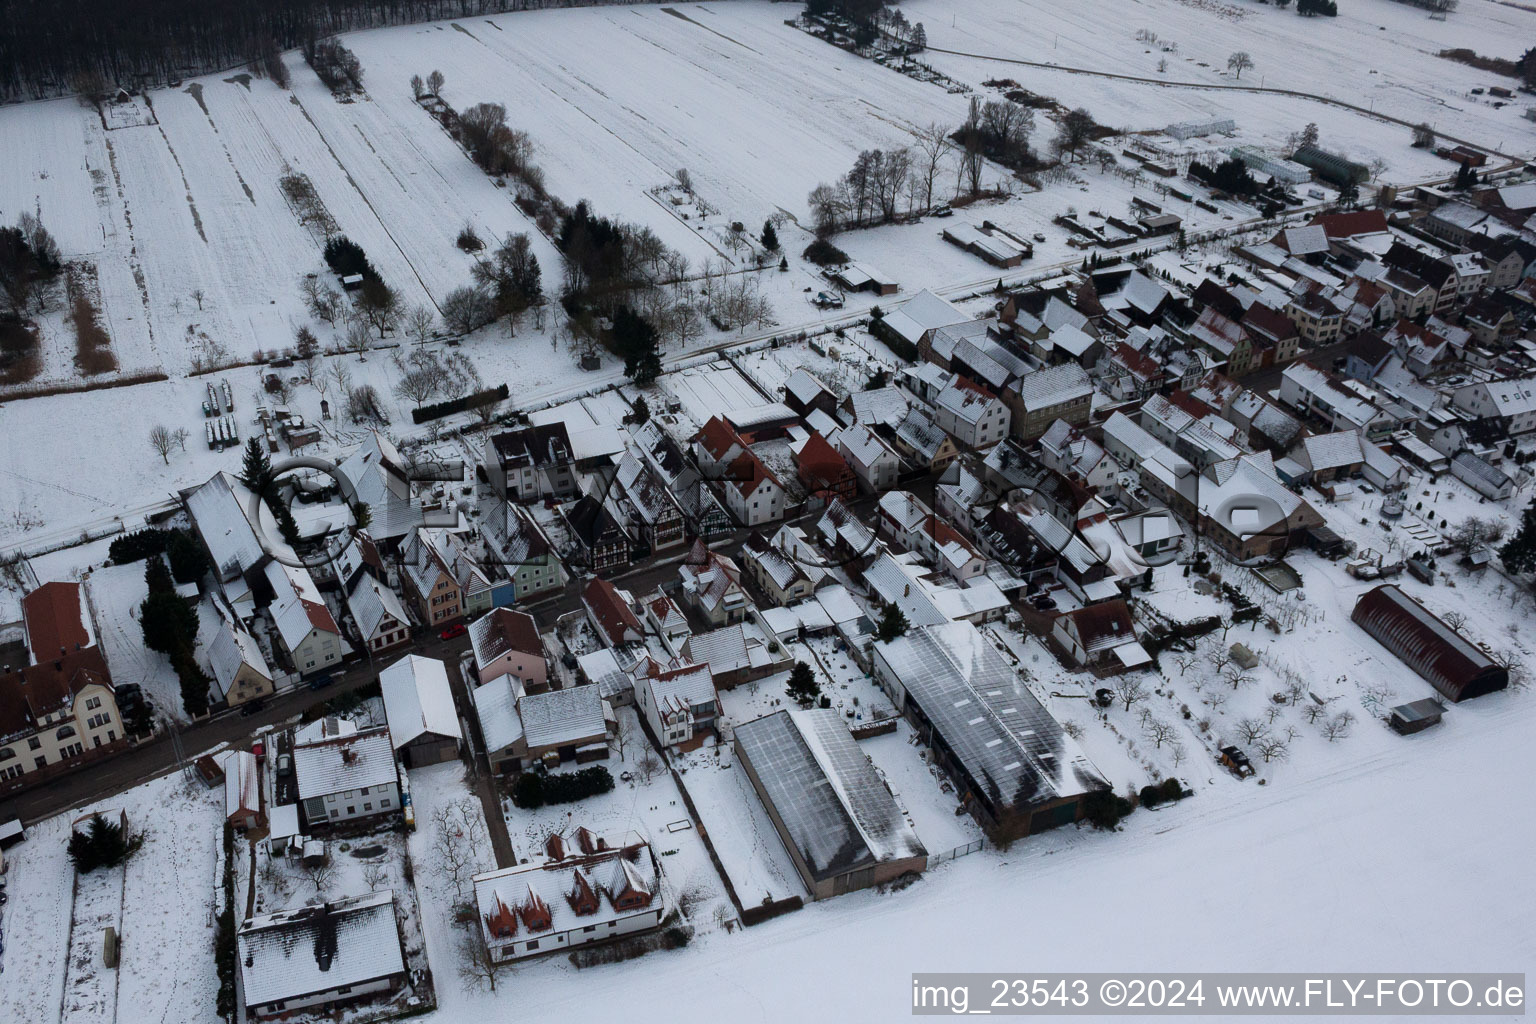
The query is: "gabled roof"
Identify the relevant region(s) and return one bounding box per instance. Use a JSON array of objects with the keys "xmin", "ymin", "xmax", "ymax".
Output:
[
  {"xmin": 1015, "ymin": 362, "xmax": 1092, "ymax": 412},
  {"xmin": 695, "ymin": 416, "xmax": 745, "ymax": 463},
  {"xmin": 265, "ymin": 562, "xmax": 340, "ymax": 653},
  {"xmin": 881, "ymin": 288, "xmax": 968, "ymax": 345},
  {"xmin": 582, "ymin": 578, "xmax": 641, "ymax": 647},
  {"xmin": 845, "ymin": 387, "xmax": 910, "ymax": 429},
  {"xmin": 208, "ymin": 618, "xmax": 271, "ymax": 698},
  {"xmin": 796, "ymin": 431, "xmax": 852, "ymax": 490},
  {"xmin": 238, "ymin": 891, "xmax": 405, "ymax": 1008},
  {"xmin": 470, "ymin": 607, "xmax": 543, "ymax": 670},
  {"xmin": 347, "ymin": 574, "xmax": 410, "ymax": 642},
  {"xmin": 22, "ymin": 581, "xmax": 93, "ymax": 658},
  {"xmin": 518, "ymin": 684, "xmax": 607, "ymax": 748},
  {"xmin": 784, "ymin": 367, "xmax": 835, "ymax": 407},
  {"xmin": 378, "ymin": 654, "xmax": 461, "ymax": 749},
  {"xmin": 1311, "ymin": 209, "xmax": 1389, "ymax": 239},
  {"xmin": 1056, "ymin": 599, "xmax": 1136, "ymax": 655},
  {"xmin": 292, "ymin": 725, "xmax": 397, "ymax": 798}
]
